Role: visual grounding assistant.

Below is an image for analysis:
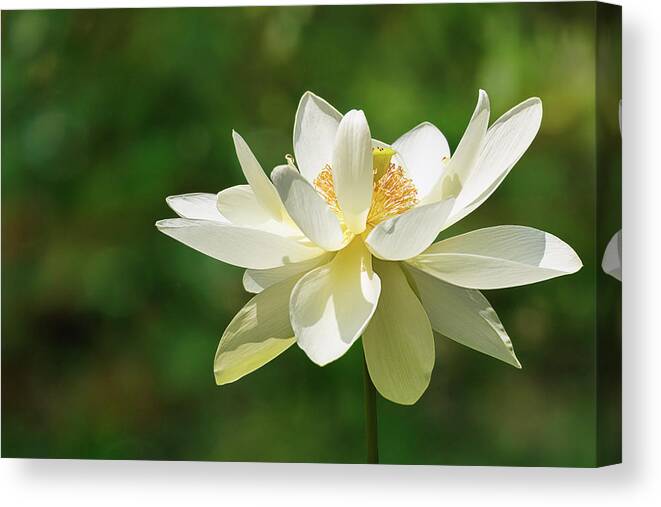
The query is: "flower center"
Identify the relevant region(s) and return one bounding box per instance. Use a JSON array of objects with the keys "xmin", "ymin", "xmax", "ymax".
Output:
[{"xmin": 313, "ymin": 147, "xmax": 418, "ymax": 230}]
